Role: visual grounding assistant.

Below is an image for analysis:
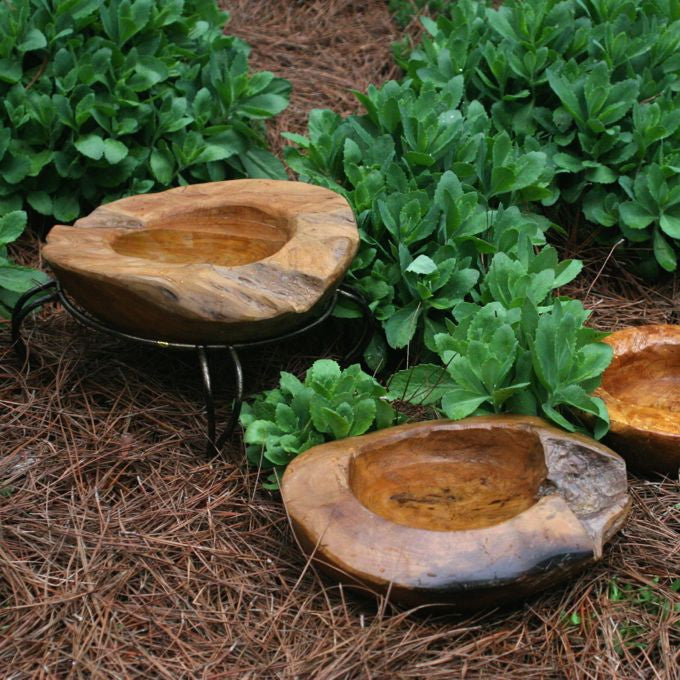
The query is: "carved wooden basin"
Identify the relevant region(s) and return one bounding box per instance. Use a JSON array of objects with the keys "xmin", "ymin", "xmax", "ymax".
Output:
[
  {"xmin": 281, "ymin": 417, "xmax": 630, "ymax": 610},
  {"xmin": 42, "ymin": 180, "xmax": 359, "ymax": 343},
  {"xmin": 595, "ymin": 324, "xmax": 680, "ymax": 475}
]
